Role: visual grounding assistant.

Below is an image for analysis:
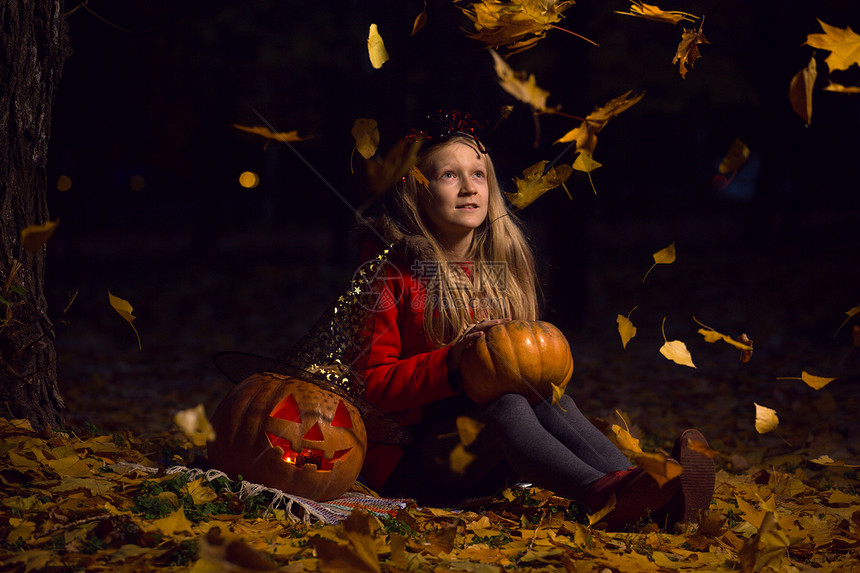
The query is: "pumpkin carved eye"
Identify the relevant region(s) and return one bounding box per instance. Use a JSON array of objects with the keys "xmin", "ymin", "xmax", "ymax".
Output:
[
  {"xmin": 332, "ymin": 400, "xmax": 353, "ymax": 428},
  {"xmin": 270, "ymin": 394, "xmax": 302, "ymax": 423}
]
